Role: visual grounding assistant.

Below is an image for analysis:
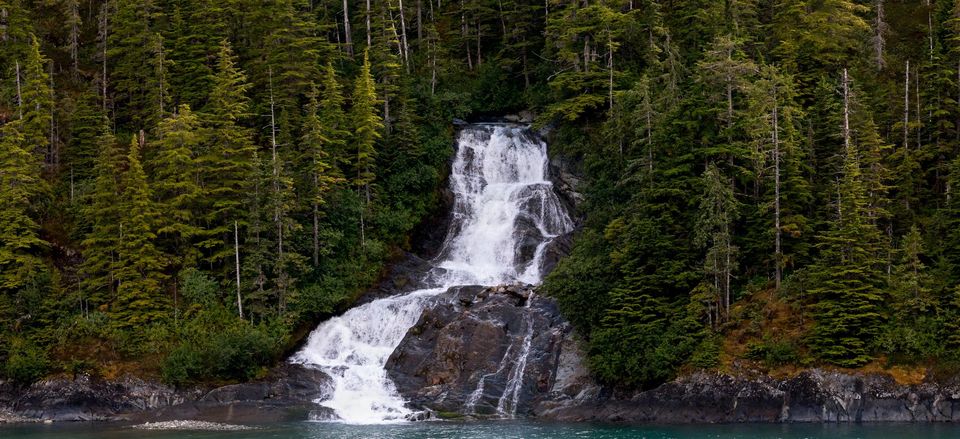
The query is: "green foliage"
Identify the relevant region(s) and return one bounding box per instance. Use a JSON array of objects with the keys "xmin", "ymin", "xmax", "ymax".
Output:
[
  {"xmin": 6, "ymin": 0, "xmax": 960, "ymax": 388},
  {"xmin": 3, "ymin": 338, "xmax": 49, "ymax": 384},
  {"xmin": 0, "ymin": 122, "xmax": 47, "ymax": 291},
  {"xmin": 350, "ymin": 50, "xmax": 383, "ymax": 195},
  {"xmin": 161, "ymin": 306, "xmax": 280, "ymax": 386},
  {"xmin": 745, "ymin": 337, "xmax": 799, "ymax": 367}
]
